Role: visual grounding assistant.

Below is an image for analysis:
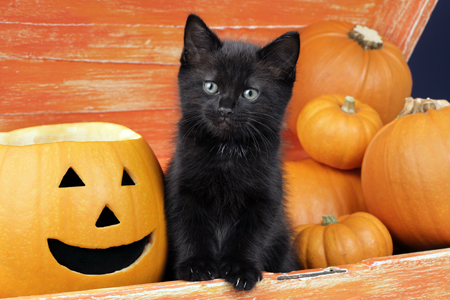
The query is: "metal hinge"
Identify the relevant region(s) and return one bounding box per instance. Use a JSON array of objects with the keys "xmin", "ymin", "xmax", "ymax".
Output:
[{"xmin": 277, "ymin": 266, "xmax": 347, "ymax": 281}]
